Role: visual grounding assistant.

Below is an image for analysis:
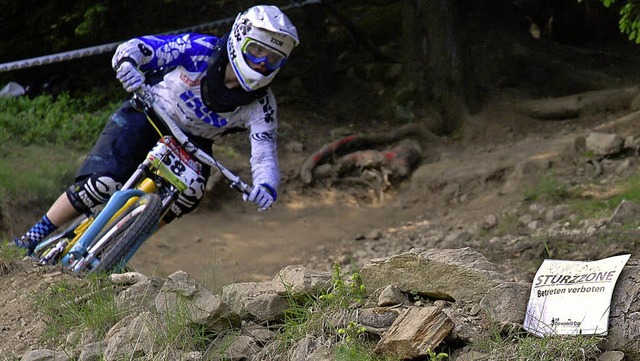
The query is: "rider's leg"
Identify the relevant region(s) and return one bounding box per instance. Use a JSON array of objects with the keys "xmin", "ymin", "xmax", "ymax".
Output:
[
  {"xmin": 47, "ymin": 192, "xmax": 81, "ymax": 226},
  {"xmin": 11, "ymin": 174, "xmax": 121, "ymax": 253},
  {"xmin": 12, "ymin": 99, "xmax": 159, "ymax": 253}
]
